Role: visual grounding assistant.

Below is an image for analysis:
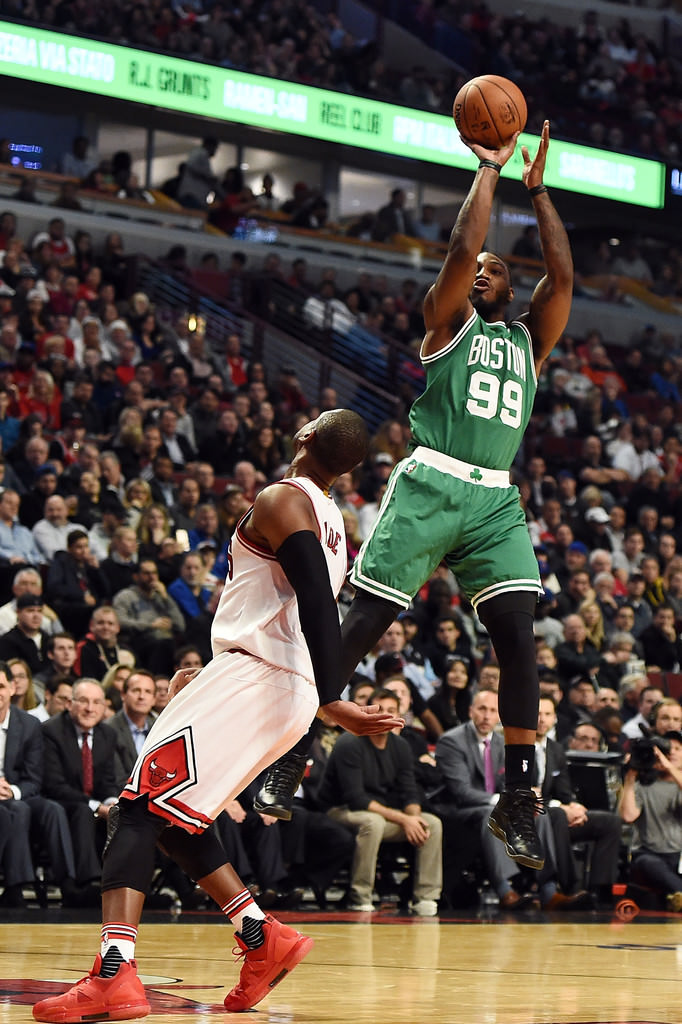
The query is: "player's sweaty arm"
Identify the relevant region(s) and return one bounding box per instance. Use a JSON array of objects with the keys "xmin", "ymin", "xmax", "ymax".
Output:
[
  {"xmin": 424, "ymin": 131, "xmax": 519, "ymax": 344},
  {"xmin": 520, "ymin": 122, "xmax": 573, "ymax": 367}
]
